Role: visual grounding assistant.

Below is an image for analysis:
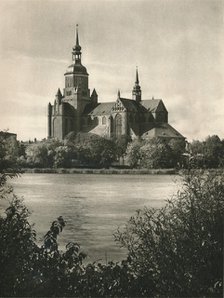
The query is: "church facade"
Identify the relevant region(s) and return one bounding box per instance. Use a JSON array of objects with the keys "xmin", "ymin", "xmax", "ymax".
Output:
[{"xmin": 48, "ymin": 27, "xmax": 184, "ymax": 141}]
